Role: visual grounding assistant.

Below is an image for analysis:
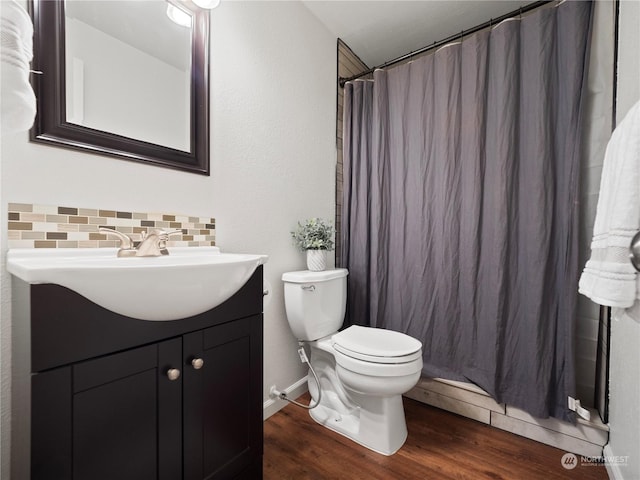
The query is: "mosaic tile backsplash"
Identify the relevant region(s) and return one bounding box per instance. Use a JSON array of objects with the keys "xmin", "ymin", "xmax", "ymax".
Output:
[{"xmin": 7, "ymin": 203, "xmax": 215, "ymax": 249}]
